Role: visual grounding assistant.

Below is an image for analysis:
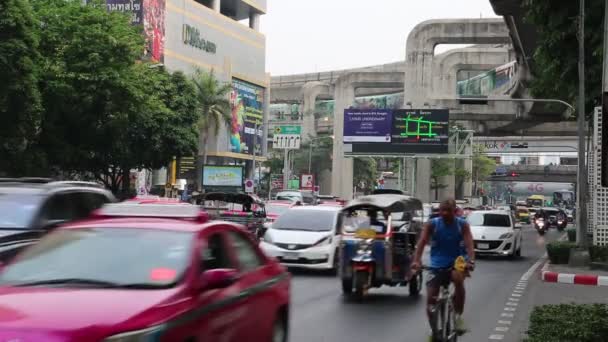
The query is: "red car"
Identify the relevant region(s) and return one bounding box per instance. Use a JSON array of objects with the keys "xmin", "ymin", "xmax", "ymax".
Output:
[{"xmin": 0, "ymin": 204, "xmax": 290, "ymax": 342}]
